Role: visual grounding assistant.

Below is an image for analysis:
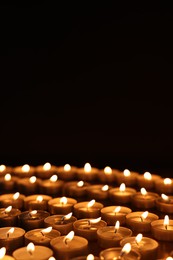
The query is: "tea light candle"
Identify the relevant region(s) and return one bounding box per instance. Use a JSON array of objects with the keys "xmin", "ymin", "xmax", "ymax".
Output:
[
  {"xmin": 24, "ymin": 227, "xmax": 61, "ymax": 246},
  {"xmin": 73, "ymin": 200, "xmax": 104, "ymax": 219},
  {"xmin": 0, "ymin": 174, "xmax": 17, "ymax": 193},
  {"xmin": 35, "ymin": 162, "xmax": 57, "ymax": 180},
  {"xmin": 56, "ymin": 164, "xmax": 78, "ymax": 181},
  {"xmin": 86, "ymin": 184, "xmax": 111, "ymax": 201},
  {"xmin": 151, "ymin": 215, "xmax": 173, "ymax": 241},
  {"xmin": 24, "ymin": 194, "xmax": 52, "ymax": 211},
  {"xmin": 97, "ymin": 166, "xmax": 119, "ymax": 184},
  {"xmin": 63, "ymin": 181, "xmax": 90, "ymax": 199},
  {"xmin": 50, "ymin": 231, "xmax": 88, "ymax": 260},
  {"xmin": 108, "ymin": 183, "xmax": 137, "ymax": 204},
  {"xmin": 76, "ymin": 163, "xmax": 99, "ymax": 182},
  {"xmin": 0, "ymin": 165, "xmax": 13, "ymax": 177},
  {"xmin": 99, "ymin": 243, "xmax": 141, "ymax": 260},
  {"xmin": 101, "ymin": 206, "xmax": 132, "ymax": 226},
  {"xmin": 0, "ymin": 193, "xmax": 25, "ymax": 210},
  {"xmin": 0, "ymin": 206, "xmax": 21, "ymax": 227},
  {"xmin": 115, "ymin": 169, "xmax": 139, "ymax": 187},
  {"xmin": 38, "ymin": 175, "xmax": 64, "ymax": 196},
  {"xmin": 136, "ymin": 172, "xmax": 161, "ymax": 190},
  {"xmin": 70, "ymin": 254, "xmax": 100, "ymax": 260},
  {"xmin": 155, "ymin": 178, "xmax": 173, "ymax": 194},
  {"xmin": 97, "ymin": 221, "xmax": 132, "ymax": 249},
  {"xmin": 16, "ymin": 176, "xmax": 41, "ymax": 195},
  {"xmin": 156, "ymin": 194, "xmax": 173, "ymax": 214},
  {"xmin": 126, "ymin": 211, "xmax": 159, "ymax": 234},
  {"xmin": 13, "ymin": 164, "xmax": 35, "ymax": 178},
  {"xmin": 44, "ymin": 212, "xmax": 77, "ymax": 235},
  {"xmin": 13, "ymin": 242, "xmax": 53, "ymax": 260},
  {"xmin": 73, "ymin": 217, "xmax": 107, "ymax": 241},
  {"xmin": 120, "ymin": 233, "xmax": 159, "ymax": 260},
  {"xmin": 48, "ymin": 196, "xmax": 77, "ymax": 215},
  {"xmin": 131, "ymin": 188, "xmax": 159, "ymax": 209},
  {"xmin": 18, "ymin": 210, "xmax": 50, "ymax": 231},
  {"xmin": 0, "ymin": 227, "xmax": 25, "ymax": 254},
  {"xmin": 0, "ymin": 247, "xmax": 15, "ymax": 259}
]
